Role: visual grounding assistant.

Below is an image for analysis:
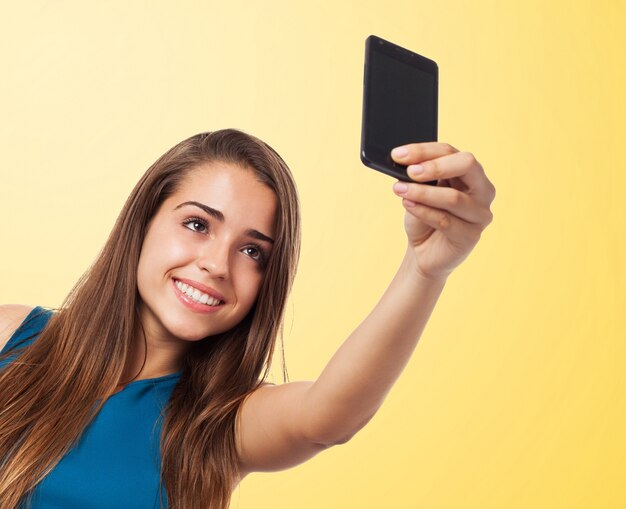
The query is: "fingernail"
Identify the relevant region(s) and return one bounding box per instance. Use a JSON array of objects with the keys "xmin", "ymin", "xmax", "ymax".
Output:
[
  {"xmin": 408, "ymin": 165, "xmax": 424, "ymax": 177},
  {"xmin": 392, "ymin": 147, "xmax": 409, "ymax": 158},
  {"xmin": 393, "ymin": 182, "xmax": 408, "ymax": 194}
]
